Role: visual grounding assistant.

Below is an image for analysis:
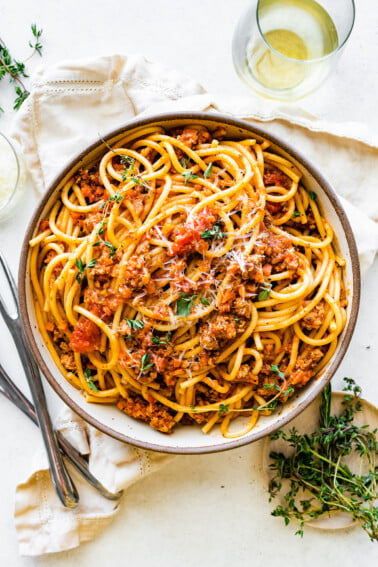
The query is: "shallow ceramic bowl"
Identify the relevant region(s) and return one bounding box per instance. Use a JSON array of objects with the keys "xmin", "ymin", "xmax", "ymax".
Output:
[{"xmin": 18, "ymin": 112, "xmax": 360, "ymax": 454}]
